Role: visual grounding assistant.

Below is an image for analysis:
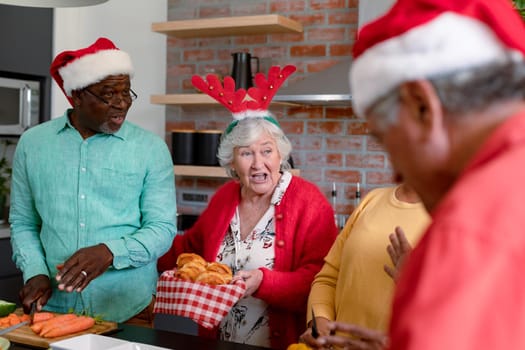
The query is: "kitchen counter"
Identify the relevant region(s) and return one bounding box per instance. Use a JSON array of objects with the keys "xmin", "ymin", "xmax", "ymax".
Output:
[{"xmin": 9, "ymin": 323, "xmax": 270, "ymax": 350}]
